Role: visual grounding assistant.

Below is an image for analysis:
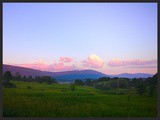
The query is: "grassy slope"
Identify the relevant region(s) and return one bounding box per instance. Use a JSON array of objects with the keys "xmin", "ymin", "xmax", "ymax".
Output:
[{"xmin": 3, "ymin": 81, "xmax": 157, "ymax": 117}]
